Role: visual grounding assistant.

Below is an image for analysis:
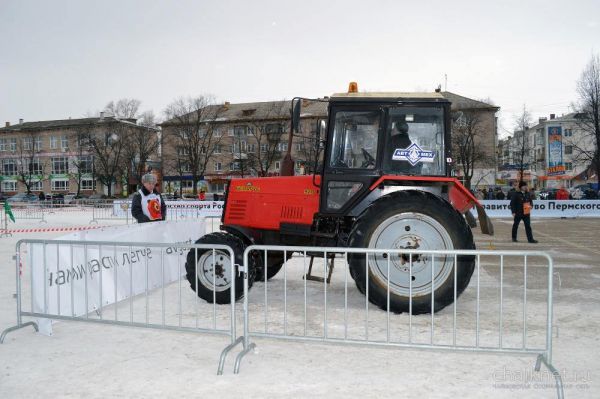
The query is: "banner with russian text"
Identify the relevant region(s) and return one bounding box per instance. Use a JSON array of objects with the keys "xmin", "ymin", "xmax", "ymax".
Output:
[
  {"xmin": 30, "ymin": 220, "xmax": 205, "ymax": 335},
  {"xmin": 470, "ymin": 200, "xmax": 600, "ymax": 218}
]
